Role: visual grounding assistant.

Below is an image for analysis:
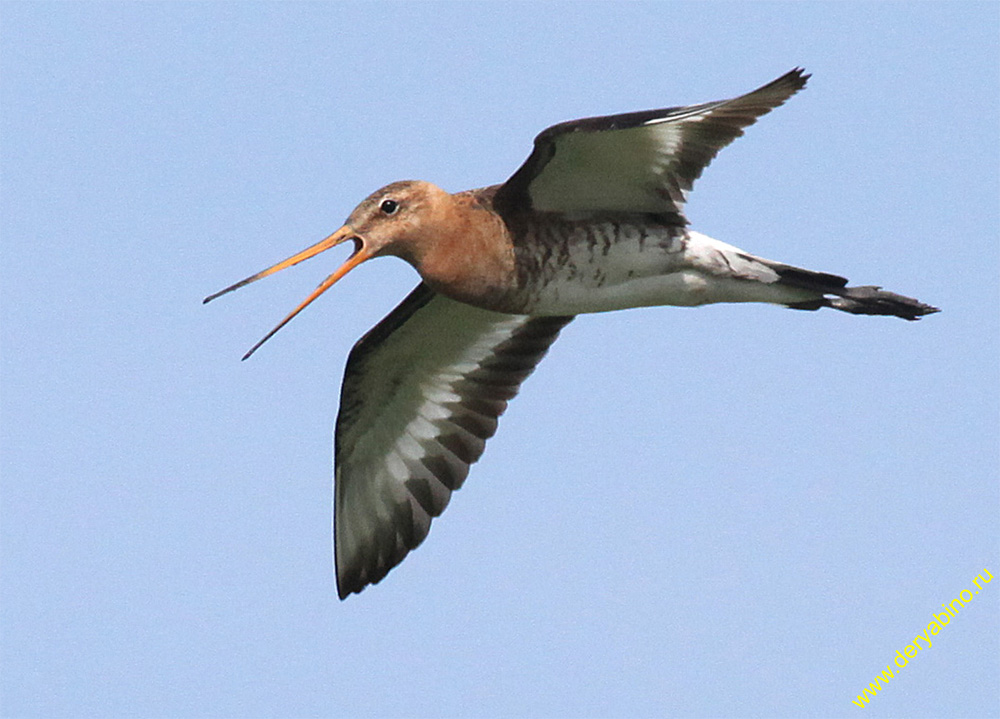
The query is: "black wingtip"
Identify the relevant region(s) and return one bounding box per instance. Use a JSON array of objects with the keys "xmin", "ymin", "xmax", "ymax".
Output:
[
  {"xmin": 335, "ymin": 567, "xmax": 362, "ymax": 601},
  {"xmin": 768, "ymin": 67, "xmax": 810, "ymax": 94}
]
